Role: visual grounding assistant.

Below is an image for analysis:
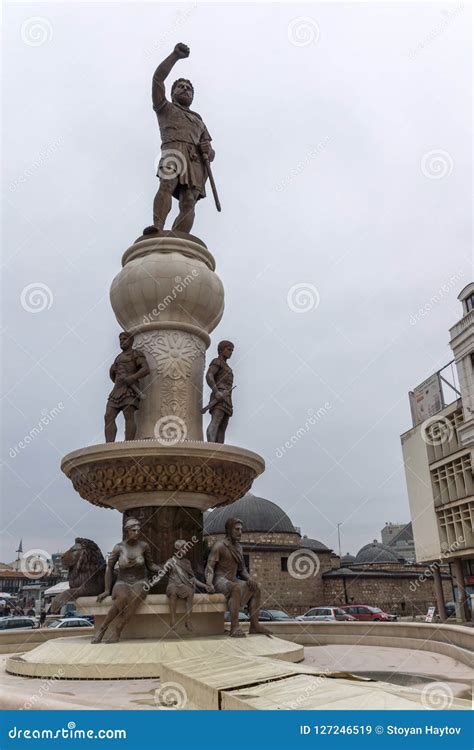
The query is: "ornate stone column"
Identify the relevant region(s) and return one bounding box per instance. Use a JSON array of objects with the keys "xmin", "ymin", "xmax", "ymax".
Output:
[{"xmin": 110, "ymin": 232, "xmax": 224, "ymax": 441}]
